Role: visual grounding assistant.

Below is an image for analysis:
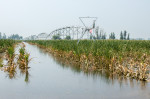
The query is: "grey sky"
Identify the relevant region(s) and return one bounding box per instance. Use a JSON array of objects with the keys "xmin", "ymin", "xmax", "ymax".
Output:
[{"xmin": 0, "ymin": 0, "xmax": 150, "ymax": 39}]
